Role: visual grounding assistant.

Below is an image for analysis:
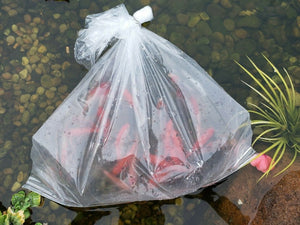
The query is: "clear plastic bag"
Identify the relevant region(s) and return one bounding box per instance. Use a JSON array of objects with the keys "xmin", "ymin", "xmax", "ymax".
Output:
[{"xmin": 24, "ymin": 4, "xmax": 255, "ymax": 207}]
